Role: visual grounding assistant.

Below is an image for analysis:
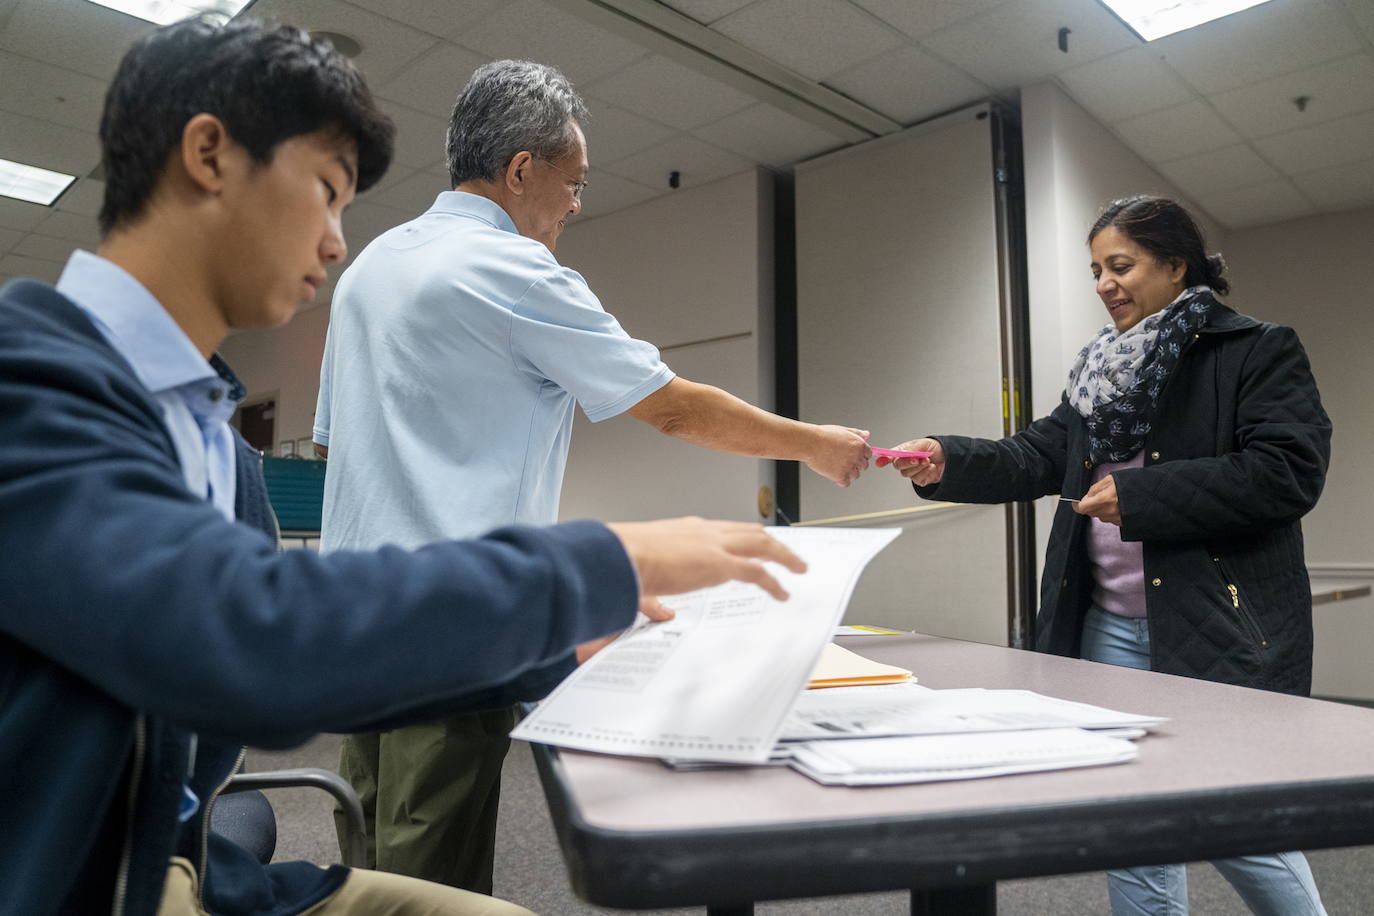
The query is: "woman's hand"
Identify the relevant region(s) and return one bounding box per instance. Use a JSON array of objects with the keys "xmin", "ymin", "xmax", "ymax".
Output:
[
  {"xmin": 1073, "ymin": 474, "xmax": 1121, "ymax": 526},
  {"xmin": 878, "ymin": 438, "xmax": 945, "ymax": 487}
]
